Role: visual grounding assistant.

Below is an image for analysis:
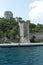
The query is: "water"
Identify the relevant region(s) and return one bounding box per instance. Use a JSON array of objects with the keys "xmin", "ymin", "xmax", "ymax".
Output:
[{"xmin": 0, "ymin": 46, "xmax": 43, "ymax": 65}]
